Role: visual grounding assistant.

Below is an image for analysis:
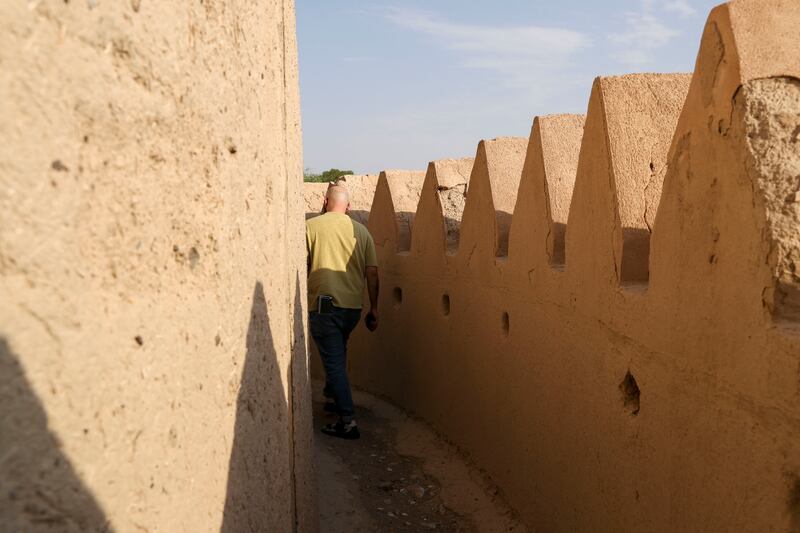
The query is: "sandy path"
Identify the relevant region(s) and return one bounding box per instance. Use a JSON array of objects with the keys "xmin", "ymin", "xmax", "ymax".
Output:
[
  {"xmin": 315, "ymin": 438, "xmax": 377, "ymax": 532},
  {"xmin": 314, "ymin": 384, "xmax": 526, "ymax": 532}
]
